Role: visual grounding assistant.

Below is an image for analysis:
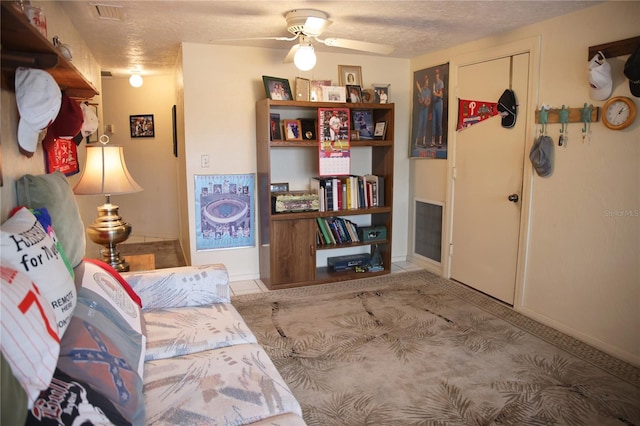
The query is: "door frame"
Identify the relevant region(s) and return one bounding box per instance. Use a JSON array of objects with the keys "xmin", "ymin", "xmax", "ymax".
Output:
[{"xmin": 442, "ymin": 36, "xmax": 541, "ymax": 309}]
